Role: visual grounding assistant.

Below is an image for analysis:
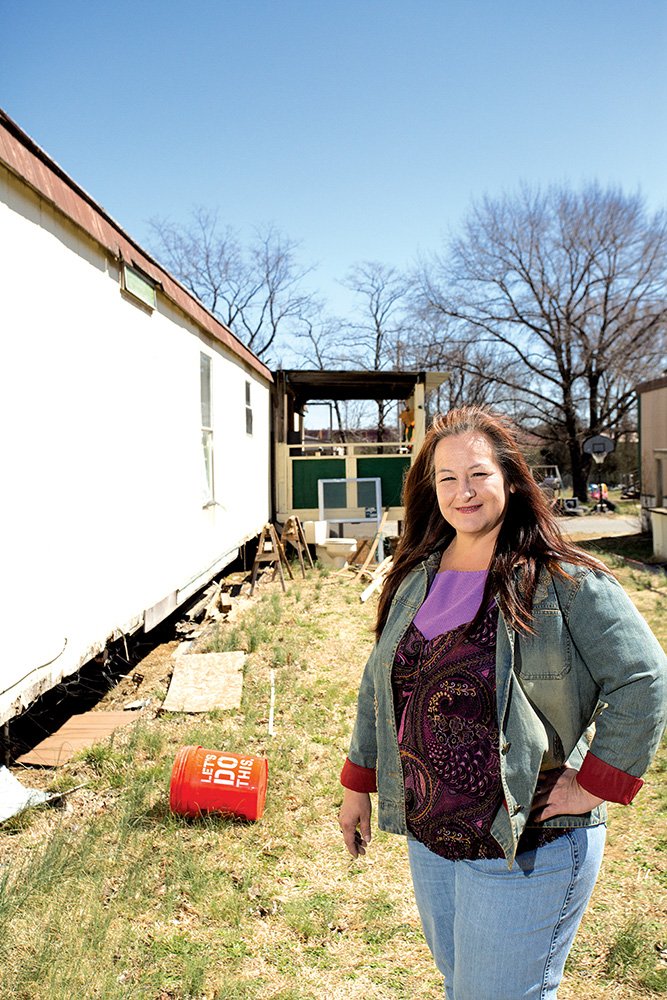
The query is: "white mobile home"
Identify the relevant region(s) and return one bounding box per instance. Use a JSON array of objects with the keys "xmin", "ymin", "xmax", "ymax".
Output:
[{"xmin": 0, "ymin": 110, "xmax": 272, "ymax": 726}]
